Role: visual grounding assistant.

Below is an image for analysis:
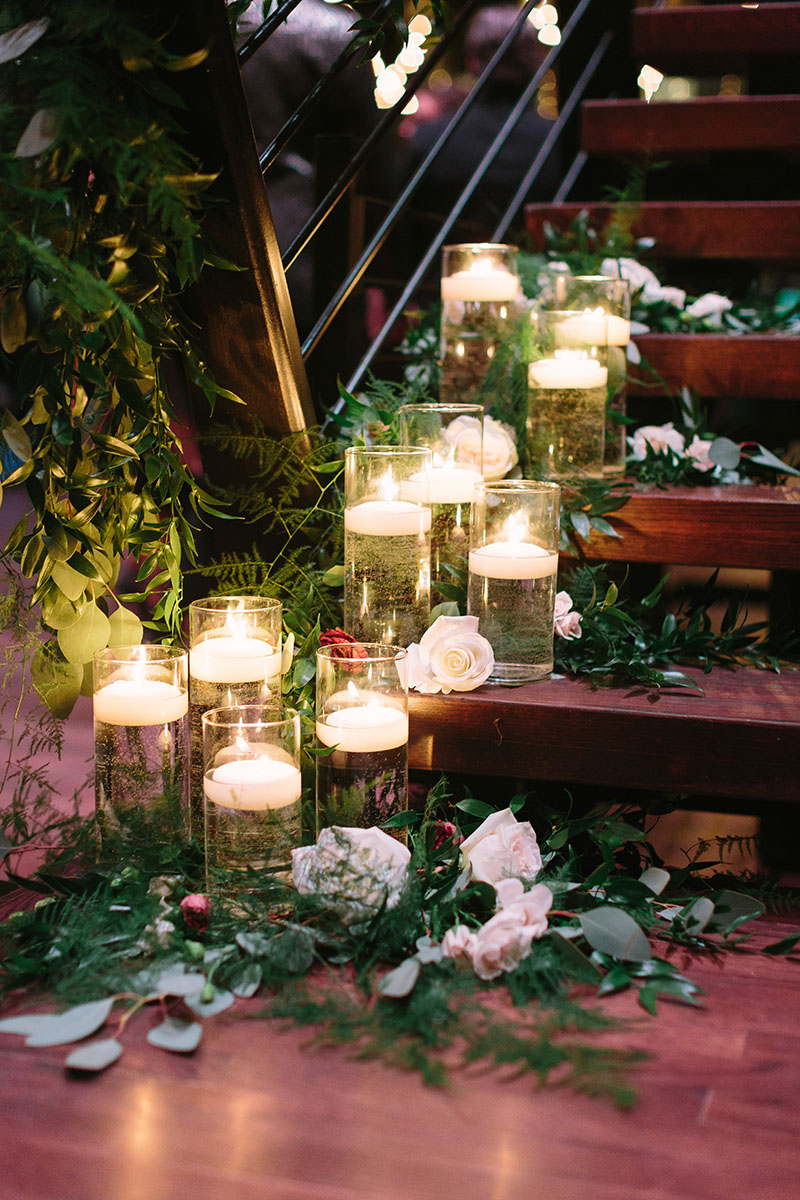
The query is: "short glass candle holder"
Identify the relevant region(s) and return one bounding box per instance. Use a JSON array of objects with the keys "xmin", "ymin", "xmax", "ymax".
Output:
[
  {"xmin": 202, "ymin": 706, "xmax": 302, "ymax": 878},
  {"xmin": 440, "ymin": 242, "xmax": 522, "ymax": 408},
  {"xmin": 527, "ymin": 309, "xmax": 608, "ymax": 479},
  {"xmin": 93, "ymin": 644, "xmax": 189, "ymax": 844},
  {"xmin": 344, "ymin": 446, "xmax": 432, "ymax": 646},
  {"xmin": 316, "ymin": 644, "xmax": 408, "ymax": 837},
  {"xmin": 559, "ymin": 275, "xmax": 632, "ymax": 475},
  {"xmin": 468, "ymin": 481, "xmax": 560, "ymax": 683},
  {"xmin": 397, "ymin": 402, "xmax": 484, "ymax": 595},
  {"xmin": 189, "ymin": 596, "xmax": 283, "ymax": 838}
]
